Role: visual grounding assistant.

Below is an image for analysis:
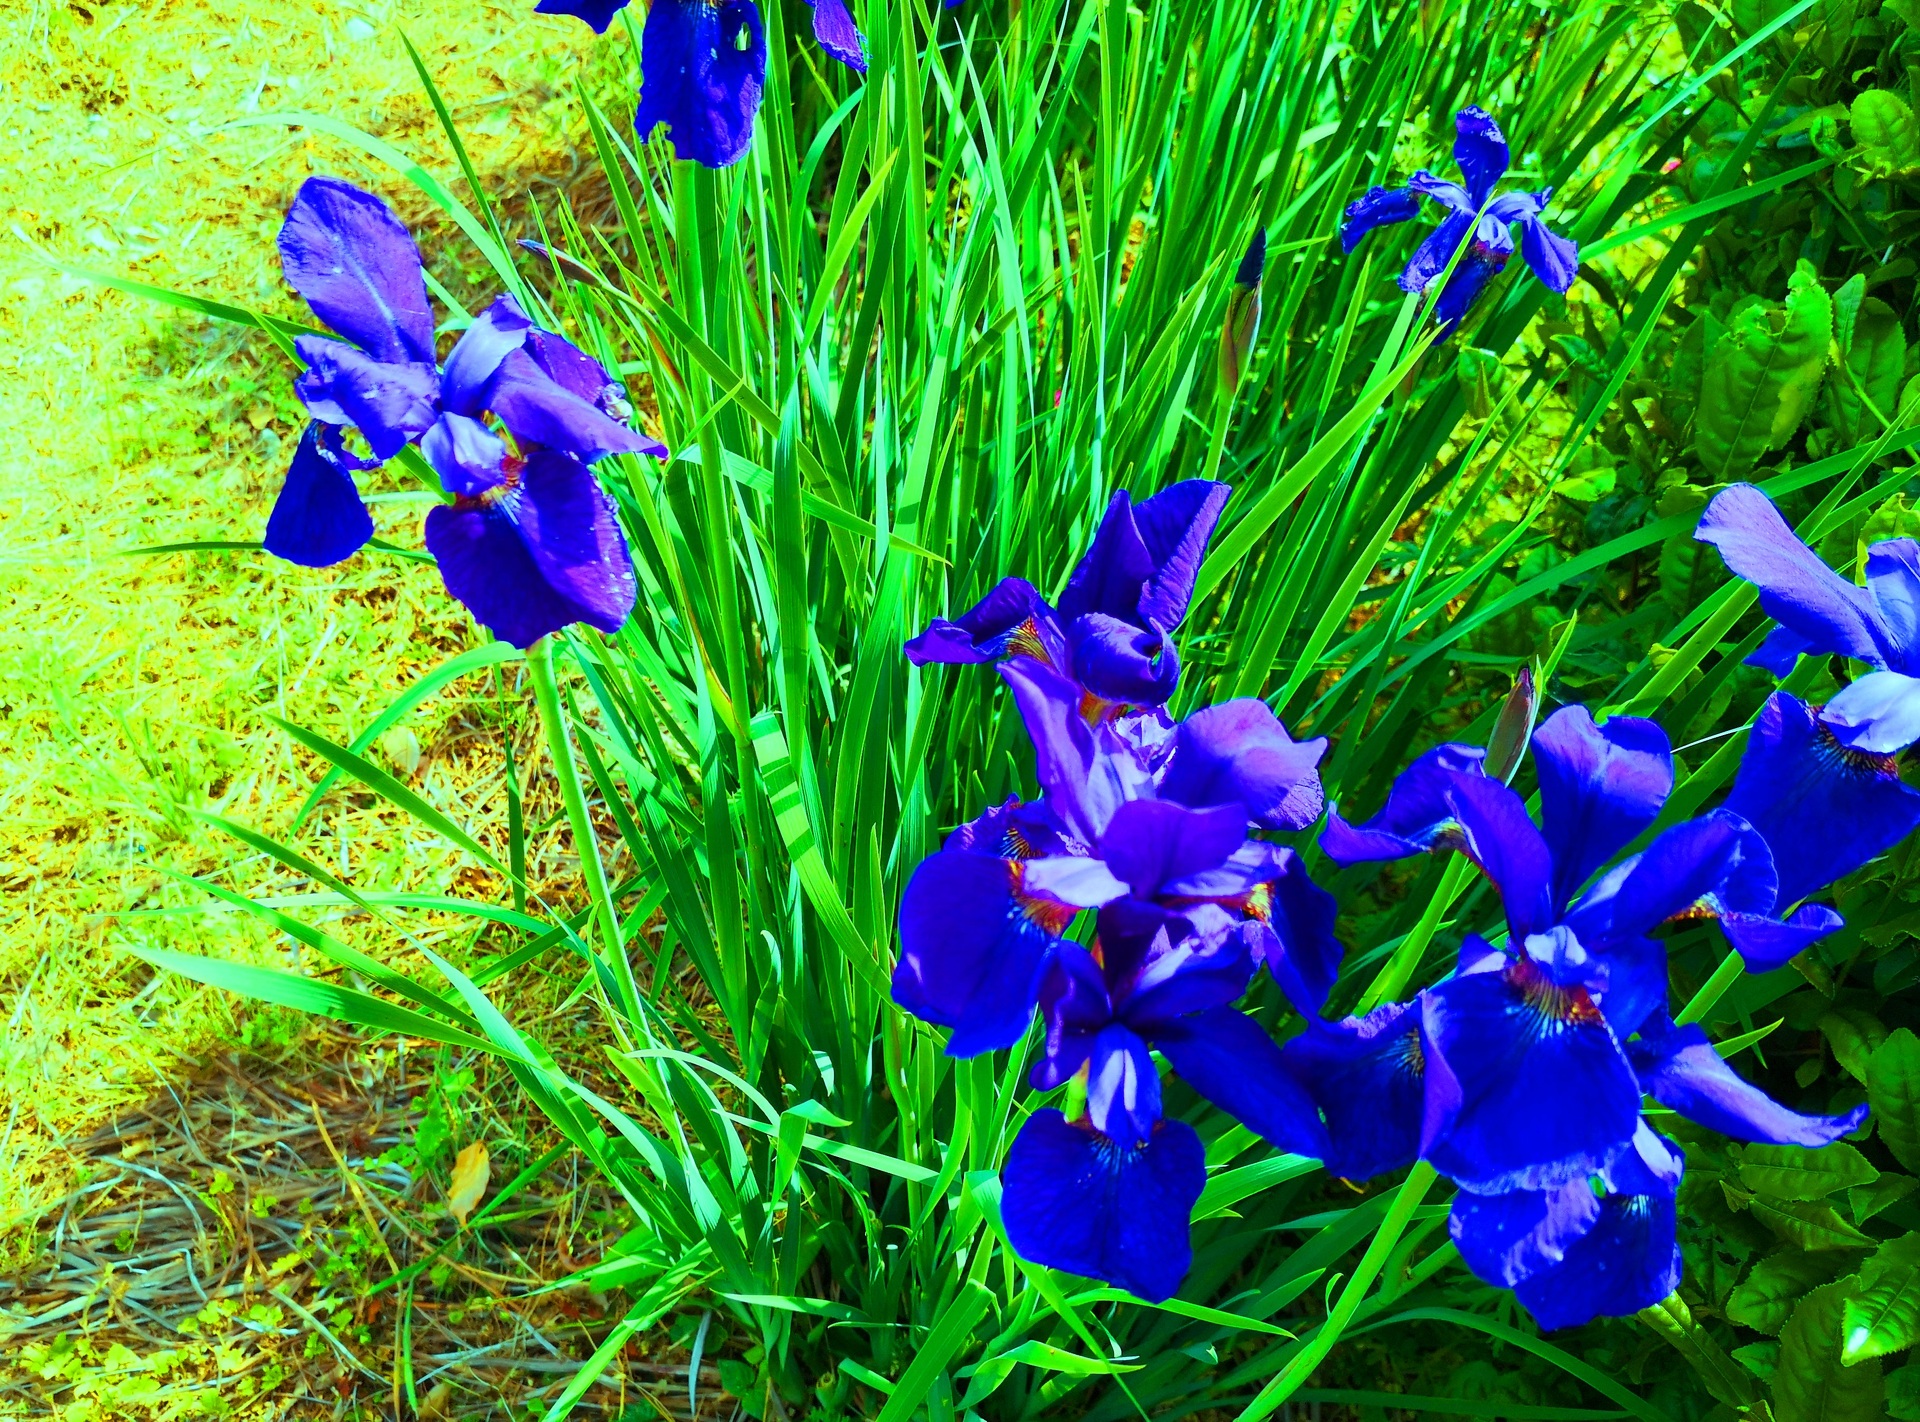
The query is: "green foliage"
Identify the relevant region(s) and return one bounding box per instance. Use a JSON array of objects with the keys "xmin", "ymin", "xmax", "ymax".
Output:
[
  {"xmin": 1696, "ymin": 261, "xmax": 1833, "ymax": 480},
  {"xmin": 1777, "ymin": 1281, "xmax": 1886, "ymax": 1422}
]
